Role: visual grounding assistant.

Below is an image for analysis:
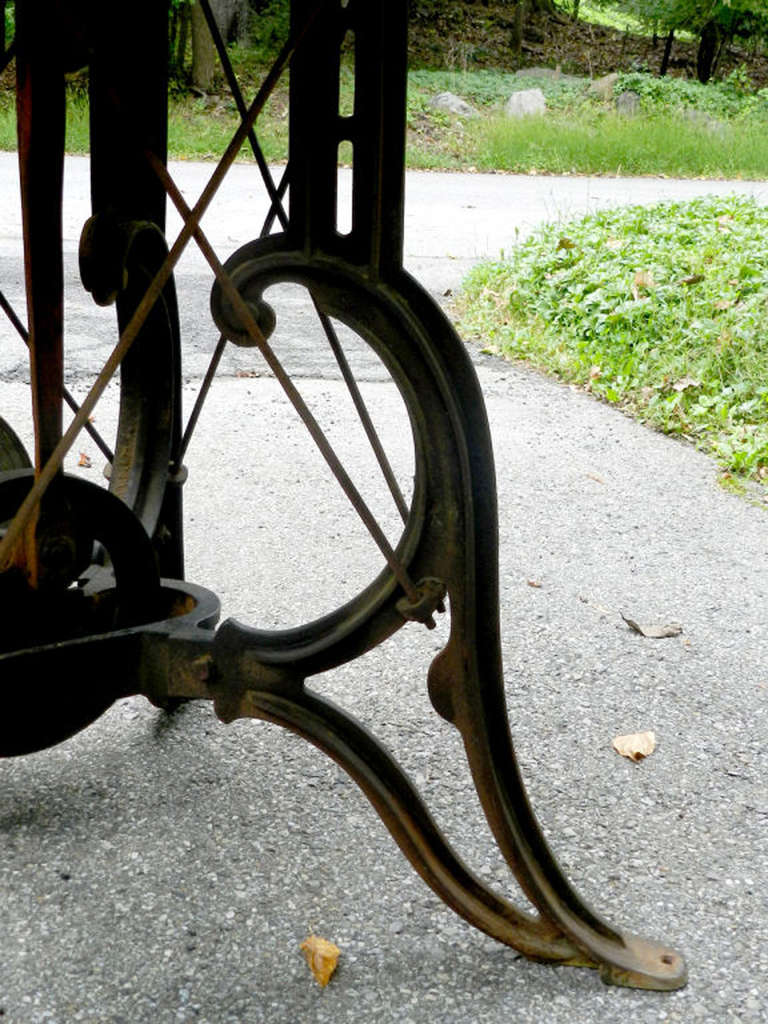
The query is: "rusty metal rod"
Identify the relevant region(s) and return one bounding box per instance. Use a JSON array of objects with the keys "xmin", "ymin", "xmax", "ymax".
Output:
[
  {"xmin": 0, "ymin": 287, "xmax": 114, "ymax": 463},
  {"xmin": 199, "ymin": 0, "xmax": 290, "ymax": 233},
  {"xmin": 174, "ymin": 333, "xmax": 227, "ymax": 469},
  {"xmin": 149, "ymin": 152, "xmax": 421, "ymax": 604},
  {"xmin": 318, "ymin": 314, "xmax": 410, "ymax": 522},
  {"xmin": 0, "ymin": 2, "xmax": 326, "ymax": 571},
  {"xmin": 196, "ymin": 4, "xmax": 408, "ymax": 522},
  {"xmin": 0, "ymin": 39, "xmax": 14, "ymax": 77}
]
